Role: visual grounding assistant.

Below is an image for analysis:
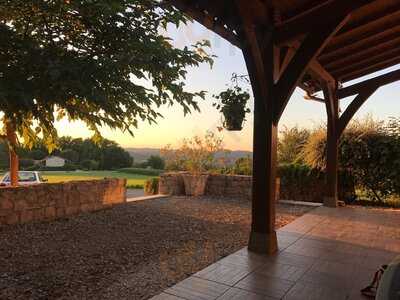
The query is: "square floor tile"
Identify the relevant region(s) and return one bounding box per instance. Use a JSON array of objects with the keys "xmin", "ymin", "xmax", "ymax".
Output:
[
  {"xmin": 150, "ymin": 293, "xmax": 185, "ymax": 300},
  {"xmin": 194, "ymin": 262, "xmax": 252, "ymax": 286},
  {"xmin": 255, "ymin": 261, "xmax": 308, "ymax": 282},
  {"xmin": 165, "ymin": 277, "xmax": 230, "ymax": 300},
  {"xmin": 283, "ymin": 281, "xmax": 349, "ymax": 300},
  {"xmin": 234, "ymin": 273, "xmax": 294, "ymax": 299},
  {"xmin": 216, "ymin": 287, "xmax": 277, "ymax": 300}
]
